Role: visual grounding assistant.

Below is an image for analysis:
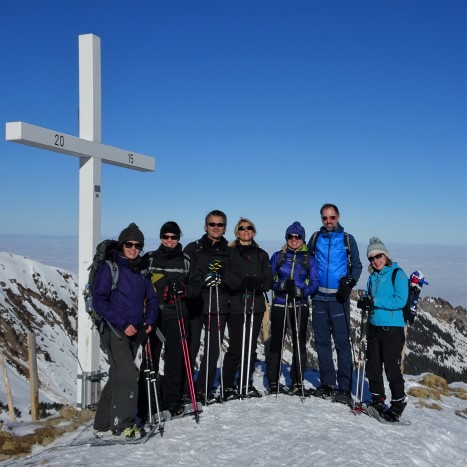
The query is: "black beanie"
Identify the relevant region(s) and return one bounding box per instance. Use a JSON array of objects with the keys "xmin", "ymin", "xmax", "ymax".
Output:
[
  {"xmin": 160, "ymin": 221, "xmax": 181, "ymax": 238},
  {"xmin": 118, "ymin": 222, "xmax": 144, "ymax": 247}
]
